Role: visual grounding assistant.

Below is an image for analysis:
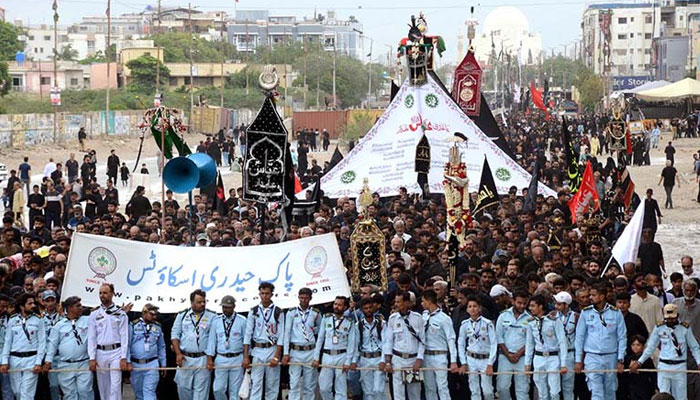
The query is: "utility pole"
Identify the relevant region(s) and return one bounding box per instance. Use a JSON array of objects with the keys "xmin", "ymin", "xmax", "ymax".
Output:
[
  {"xmin": 52, "ymin": 0, "xmax": 58, "ymax": 143},
  {"xmin": 245, "ymin": 19, "xmax": 249, "ymax": 94},
  {"xmin": 302, "ymin": 35, "xmax": 307, "ymax": 106},
  {"xmin": 155, "ymin": 0, "xmax": 161, "ymax": 96},
  {"xmin": 332, "ymin": 32, "xmax": 336, "ymax": 109},
  {"xmin": 220, "ymin": 12, "xmax": 225, "ymax": 108},
  {"xmin": 188, "ymin": 2, "xmax": 194, "ymax": 132},
  {"xmin": 105, "ymin": 0, "xmax": 111, "ymax": 135},
  {"xmin": 367, "ymin": 40, "xmax": 372, "ymax": 109}
]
